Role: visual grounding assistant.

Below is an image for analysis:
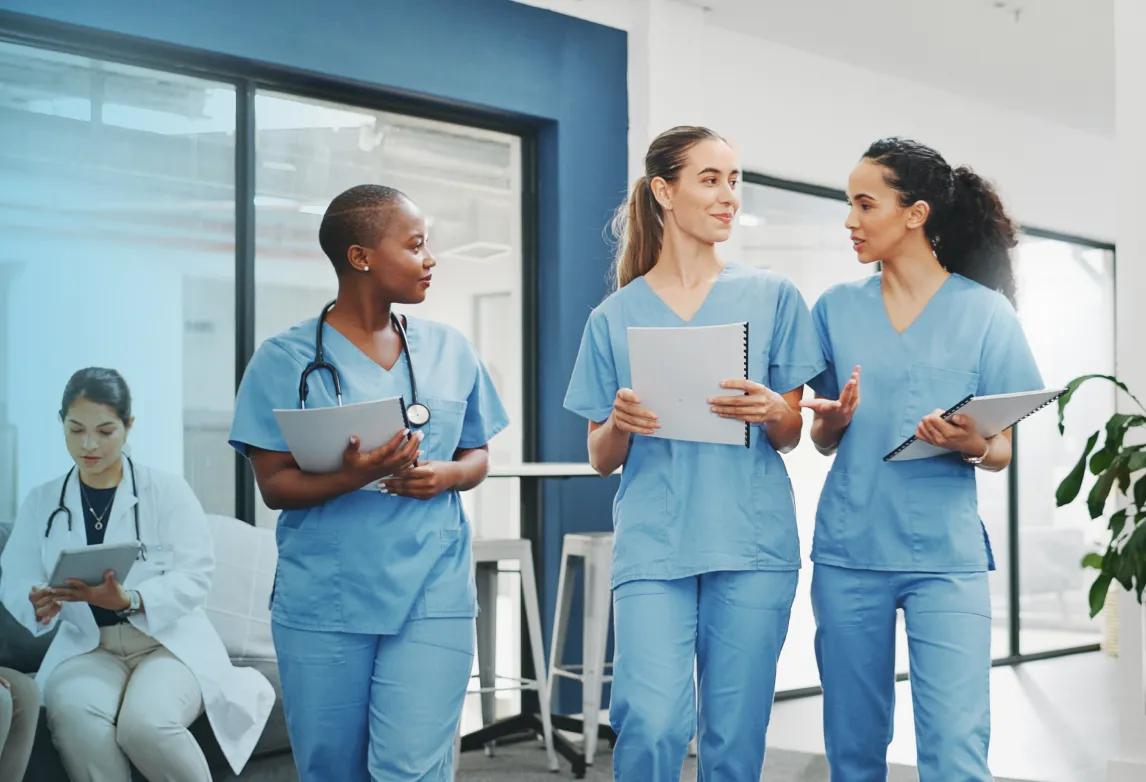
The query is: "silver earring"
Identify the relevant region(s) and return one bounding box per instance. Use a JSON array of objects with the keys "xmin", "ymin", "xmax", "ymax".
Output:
[{"xmin": 363, "ymin": 265, "xmax": 370, "ymax": 272}]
